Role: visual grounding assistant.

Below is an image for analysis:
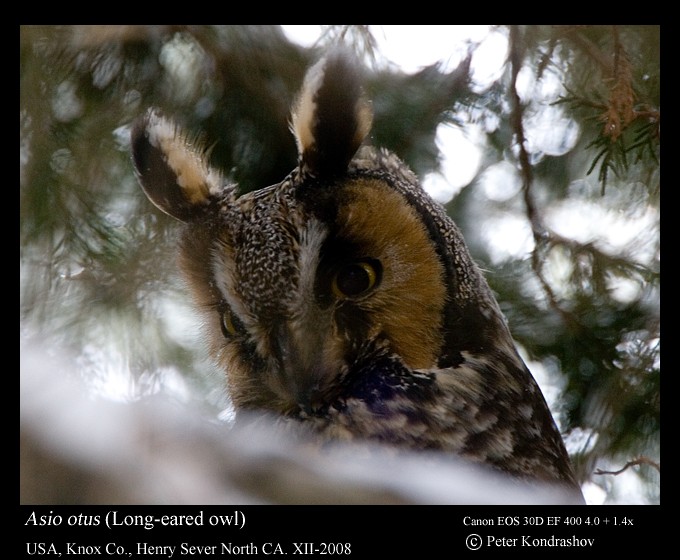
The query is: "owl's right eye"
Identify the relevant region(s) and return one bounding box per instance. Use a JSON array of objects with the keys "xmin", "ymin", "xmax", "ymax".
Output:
[
  {"xmin": 331, "ymin": 259, "xmax": 382, "ymax": 299},
  {"xmin": 220, "ymin": 307, "xmax": 244, "ymax": 338}
]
